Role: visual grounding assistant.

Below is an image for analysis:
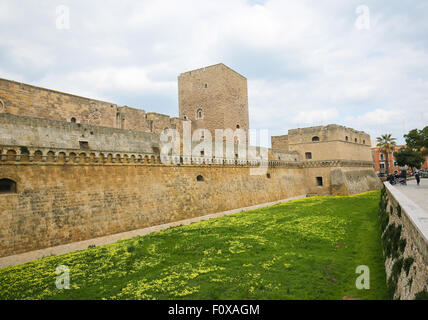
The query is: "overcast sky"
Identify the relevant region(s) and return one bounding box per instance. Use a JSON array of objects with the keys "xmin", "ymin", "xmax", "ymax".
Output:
[{"xmin": 1, "ymin": 0, "xmax": 427, "ymax": 145}]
